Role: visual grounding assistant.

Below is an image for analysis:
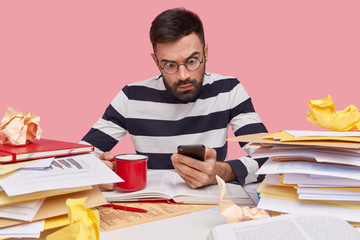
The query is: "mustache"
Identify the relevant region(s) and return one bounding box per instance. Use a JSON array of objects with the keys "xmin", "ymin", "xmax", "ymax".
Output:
[{"xmin": 173, "ymin": 79, "xmax": 197, "ymax": 87}]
